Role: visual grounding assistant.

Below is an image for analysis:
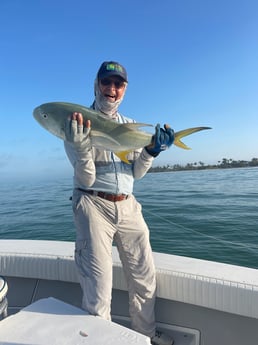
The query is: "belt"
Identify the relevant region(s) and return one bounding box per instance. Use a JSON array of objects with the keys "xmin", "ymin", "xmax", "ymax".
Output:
[{"xmin": 77, "ymin": 188, "xmax": 129, "ymax": 202}]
